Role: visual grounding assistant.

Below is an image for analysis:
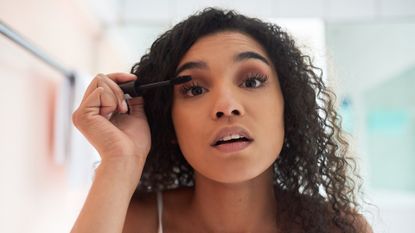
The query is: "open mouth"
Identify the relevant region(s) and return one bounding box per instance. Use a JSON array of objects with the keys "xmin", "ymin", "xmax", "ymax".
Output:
[
  {"xmin": 210, "ymin": 126, "xmax": 254, "ymax": 153},
  {"xmin": 213, "ymin": 136, "xmax": 252, "ymax": 146},
  {"xmin": 211, "ymin": 135, "xmax": 253, "ymax": 153}
]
